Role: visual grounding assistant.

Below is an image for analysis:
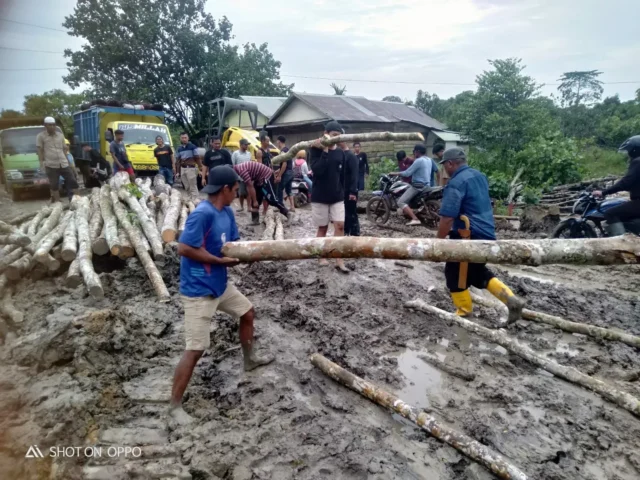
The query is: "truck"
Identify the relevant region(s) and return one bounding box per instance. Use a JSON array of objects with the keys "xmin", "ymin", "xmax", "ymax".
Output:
[
  {"xmin": 0, "ymin": 116, "xmax": 67, "ymax": 200},
  {"xmin": 73, "ymin": 106, "xmax": 172, "ymax": 175}
]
